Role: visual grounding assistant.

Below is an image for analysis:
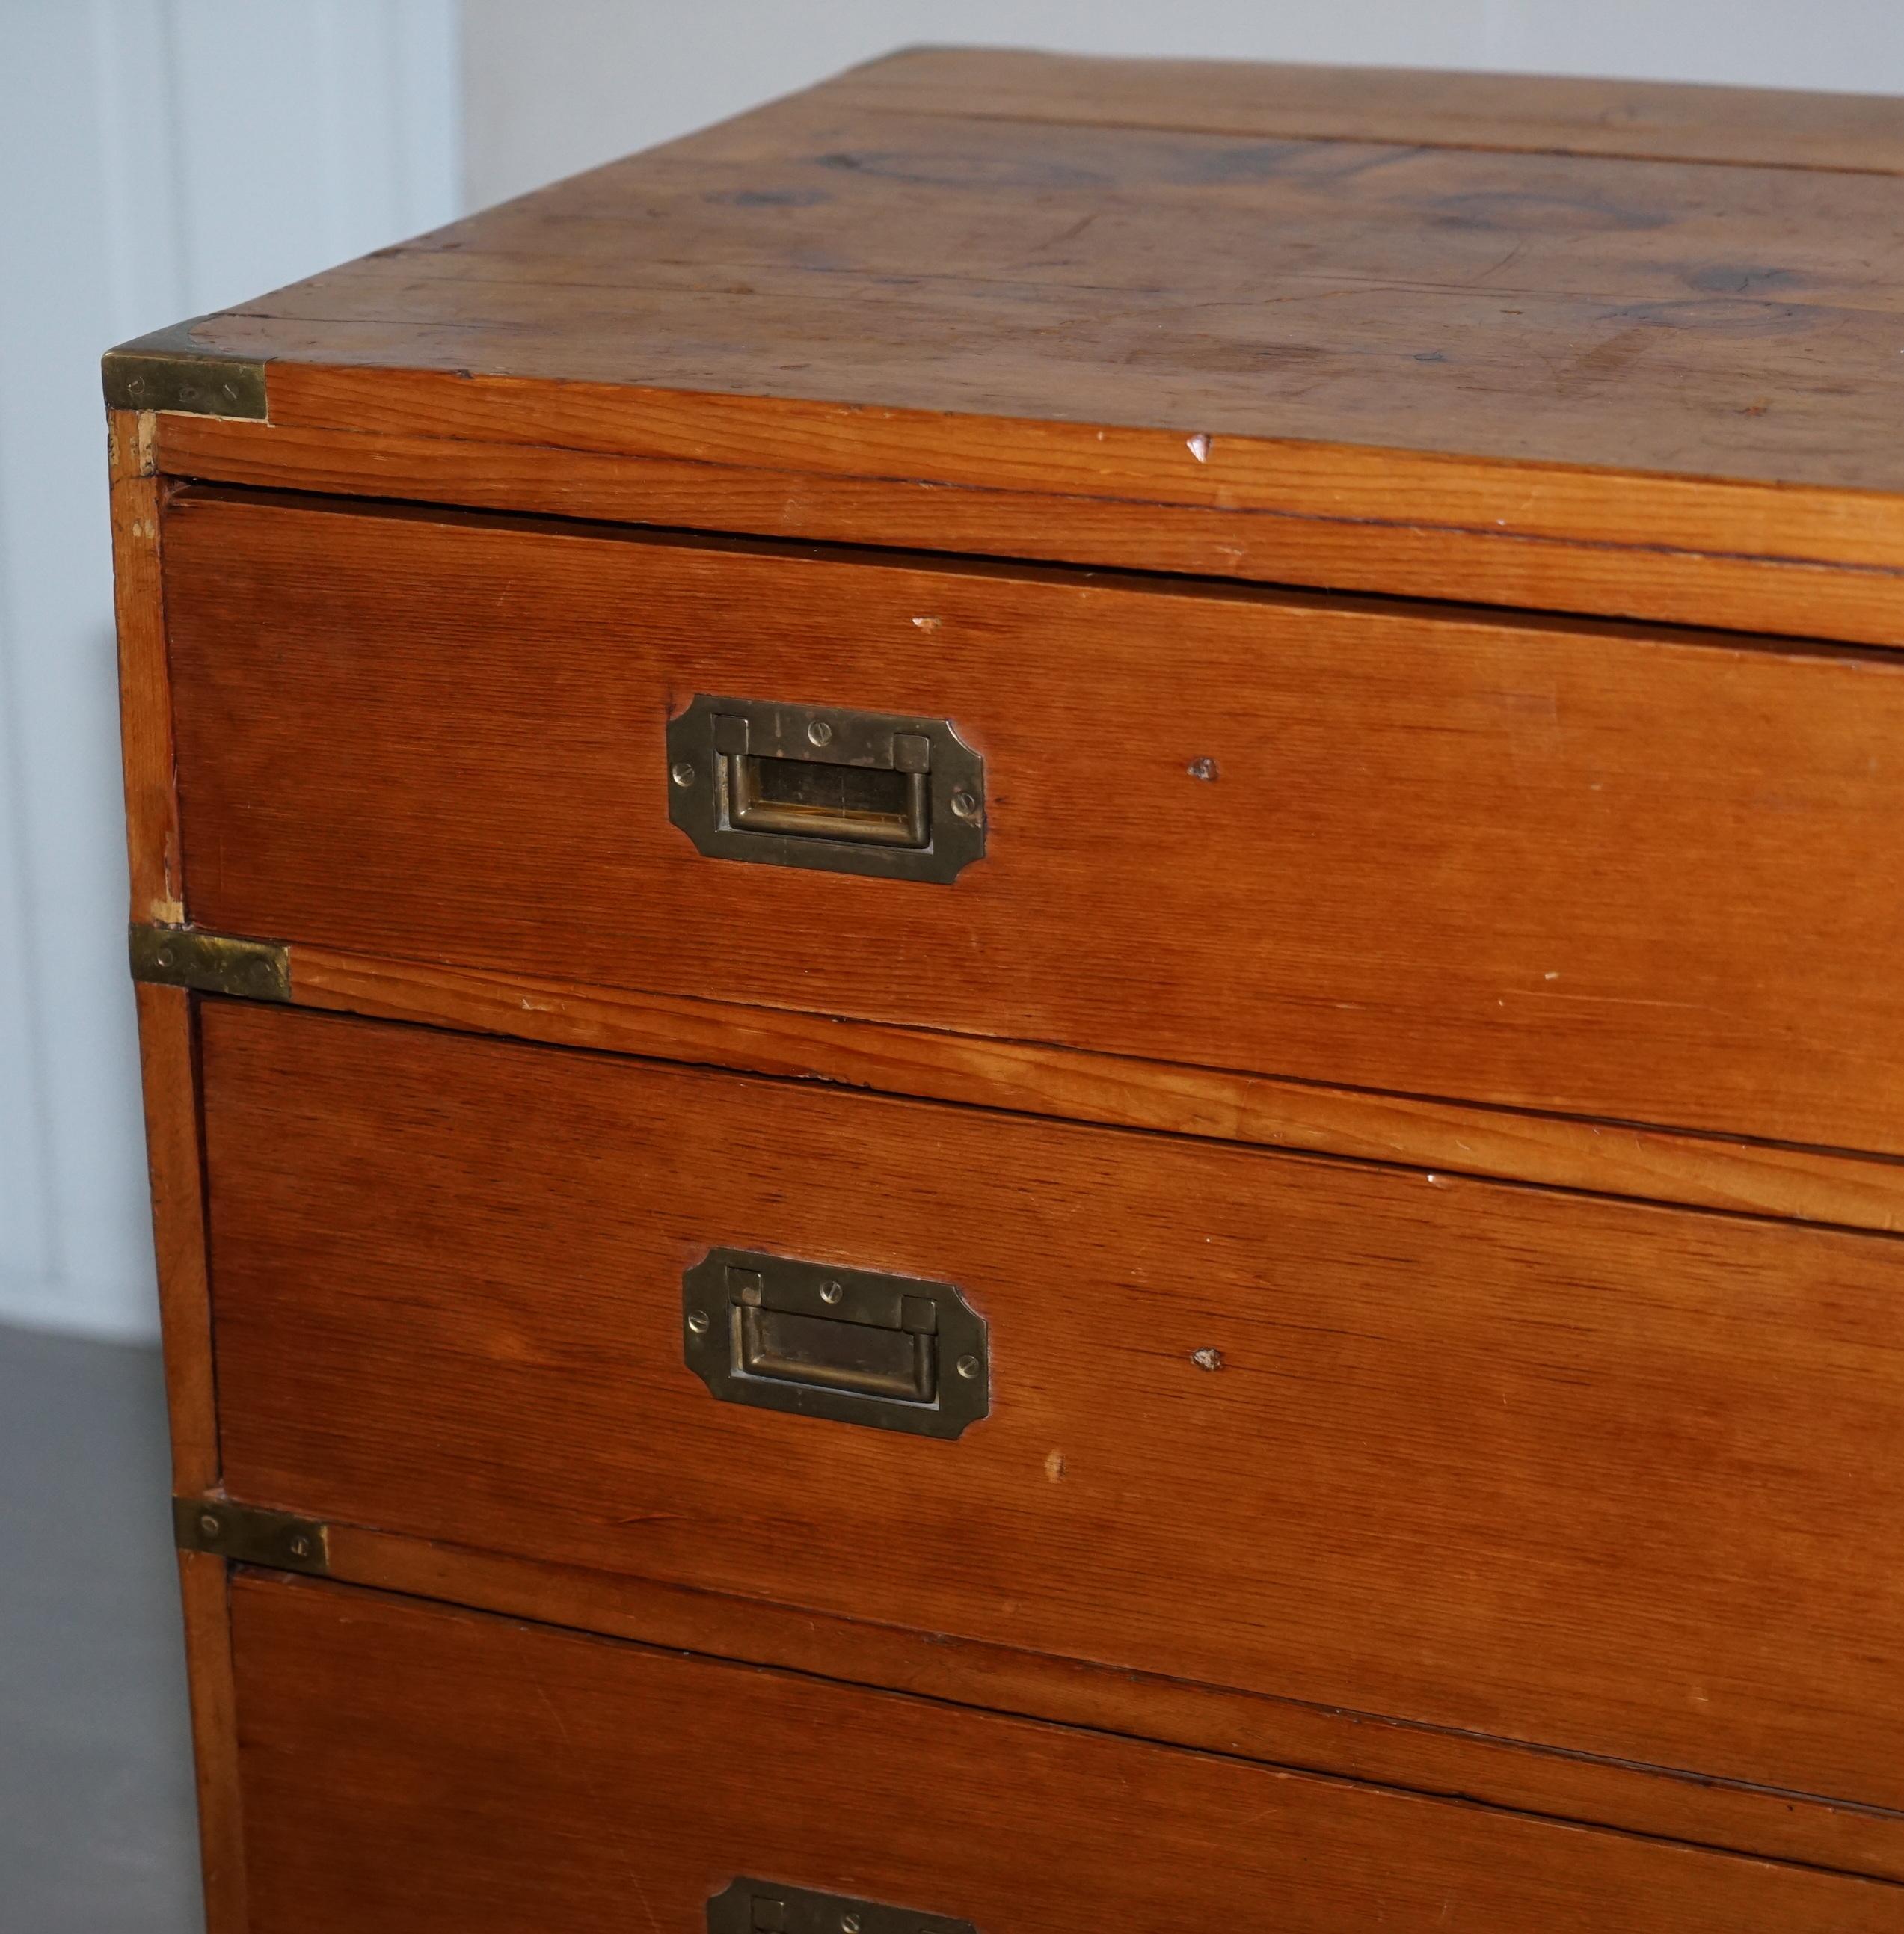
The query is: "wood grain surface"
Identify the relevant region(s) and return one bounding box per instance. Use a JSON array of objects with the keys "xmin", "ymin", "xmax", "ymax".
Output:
[
  {"xmin": 116, "ymin": 407, "xmax": 218, "ymax": 1494},
  {"xmin": 288, "ymin": 940, "xmax": 1904, "ymax": 1236},
  {"xmin": 319, "ymin": 1518, "xmax": 1904, "ymax": 1882},
  {"xmin": 230, "ymin": 1574, "xmax": 1904, "ymax": 1932},
  {"xmin": 202, "ymin": 1002, "xmax": 1904, "ymax": 1812},
  {"xmin": 156, "ymin": 67, "xmax": 1904, "ymax": 491},
  {"xmin": 836, "ymin": 48, "xmax": 1904, "ymax": 174},
  {"xmin": 134, "ymin": 983, "xmax": 217, "ymax": 1493},
  {"xmin": 154, "ymin": 410, "xmax": 1904, "ymax": 653},
  {"xmin": 123, "ymin": 52, "xmax": 1904, "ymax": 625},
  {"xmin": 166, "ymin": 491, "xmax": 1904, "ymax": 1156},
  {"xmin": 178, "ymin": 1552, "xmax": 246, "ymax": 1933}
]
